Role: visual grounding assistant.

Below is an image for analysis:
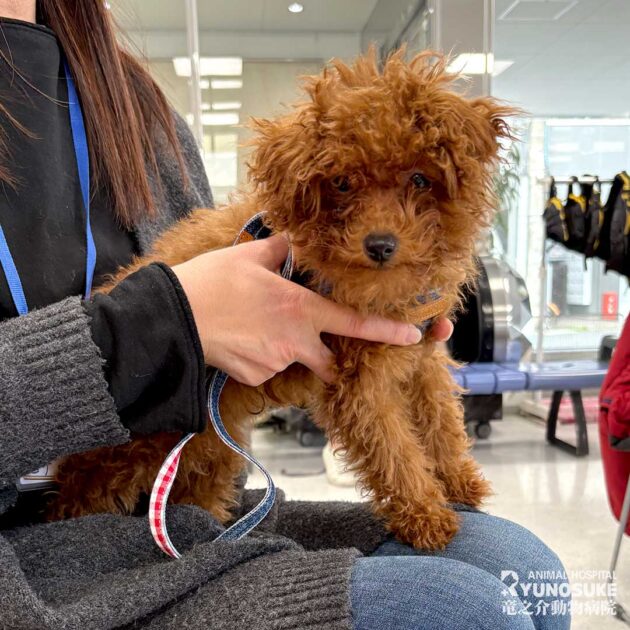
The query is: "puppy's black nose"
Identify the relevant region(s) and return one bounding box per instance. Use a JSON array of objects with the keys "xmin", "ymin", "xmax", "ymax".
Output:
[{"xmin": 363, "ymin": 233, "xmax": 398, "ymax": 263}]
